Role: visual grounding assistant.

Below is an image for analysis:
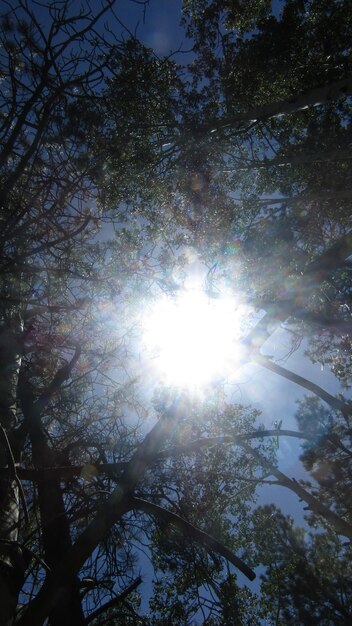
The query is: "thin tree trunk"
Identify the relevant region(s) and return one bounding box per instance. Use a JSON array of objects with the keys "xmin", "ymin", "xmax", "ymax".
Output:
[
  {"xmin": 226, "ymin": 149, "xmax": 352, "ymax": 171},
  {"xmin": 0, "ymin": 305, "xmax": 25, "ymax": 626},
  {"xmin": 200, "ymin": 75, "xmax": 352, "ymax": 131},
  {"xmin": 253, "ymin": 353, "xmax": 352, "ymax": 417},
  {"xmin": 240, "ymin": 441, "xmax": 352, "ymax": 540},
  {"xmin": 85, "ymin": 577, "xmax": 142, "ymax": 624}
]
